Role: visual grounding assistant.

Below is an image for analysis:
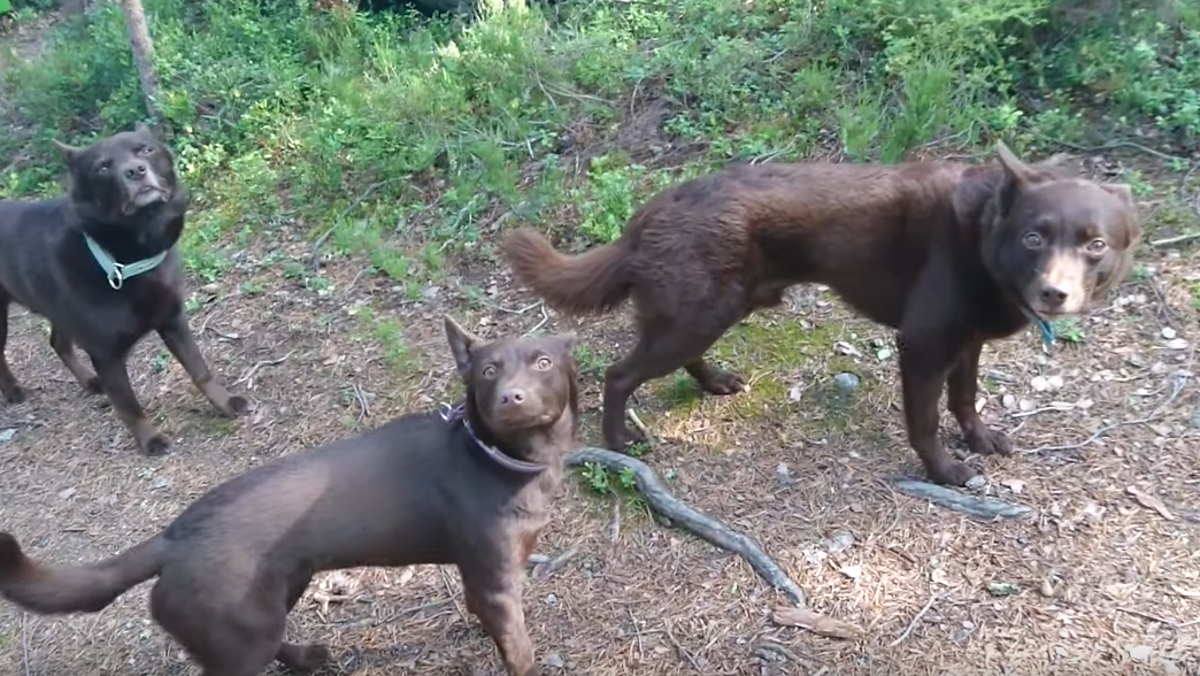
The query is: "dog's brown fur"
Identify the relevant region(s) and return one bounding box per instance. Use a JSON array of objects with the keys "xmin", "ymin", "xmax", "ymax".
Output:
[
  {"xmin": 0, "ymin": 124, "xmax": 248, "ymax": 455},
  {"xmin": 0, "ymin": 316, "xmax": 580, "ymax": 676},
  {"xmin": 503, "ymin": 143, "xmax": 1140, "ymax": 486}
]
